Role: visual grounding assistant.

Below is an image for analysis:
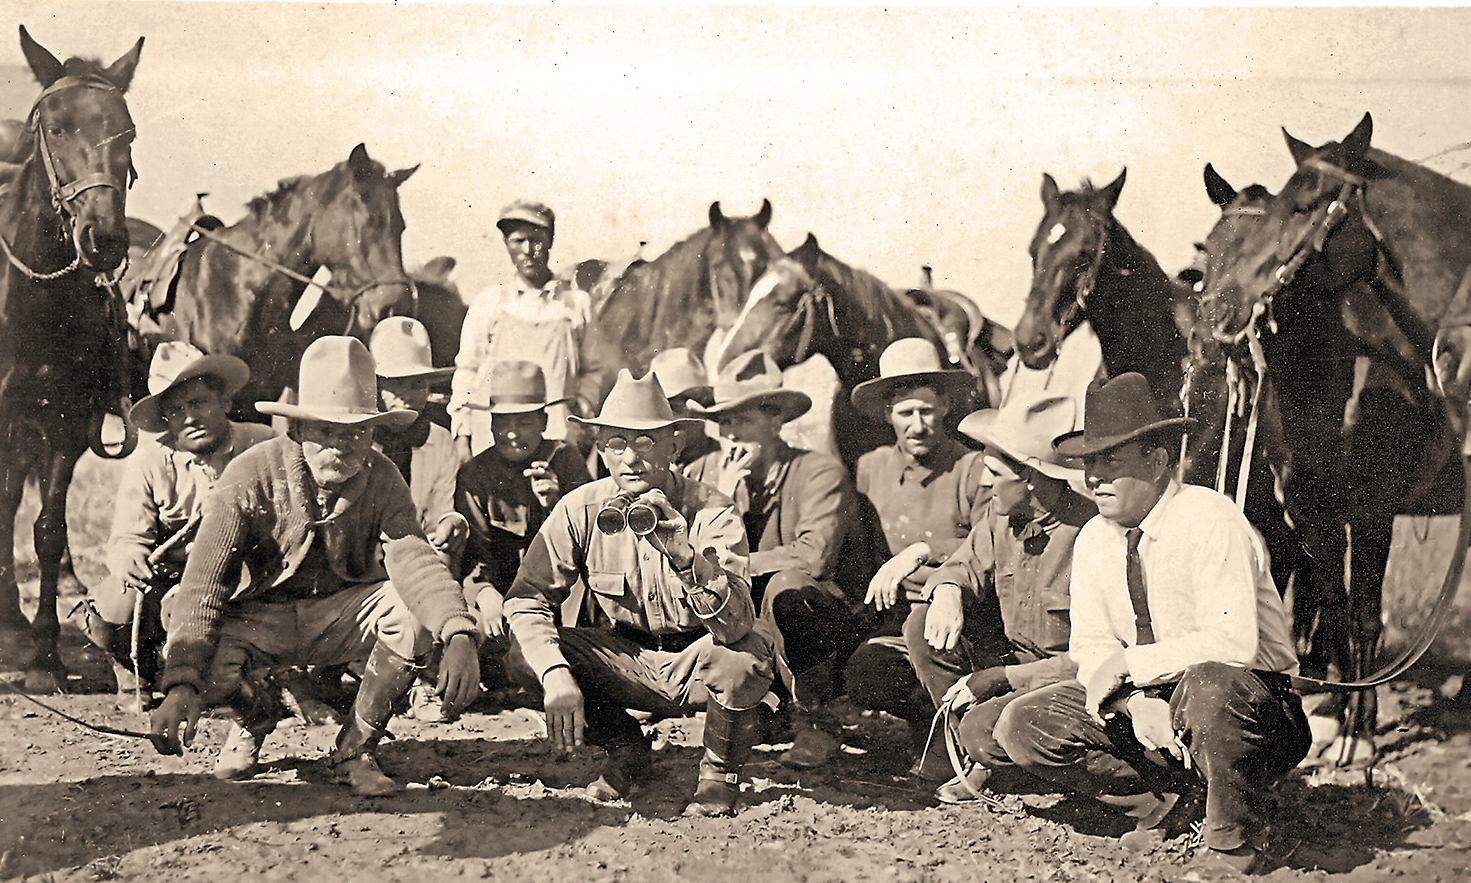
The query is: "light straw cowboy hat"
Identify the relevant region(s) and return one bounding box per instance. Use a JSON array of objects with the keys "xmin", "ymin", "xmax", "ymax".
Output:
[
  {"xmin": 850, "ymin": 337, "xmax": 973, "ymax": 420},
  {"xmin": 959, "ymin": 394, "xmax": 1084, "ymax": 482},
  {"xmin": 649, "ymin": 347, "xmax": 714, "ymax": 408},
  {"xmin": 496, "ymin": 200, "xmax": 555, "ymax": 237},
  {"xmin": 256, "ymin": 336, "xmax": 417, "ymax": 428},
  {"xmin": 569, "ymin": 369, "xmax": 702, "ymax": 433},
  {"xmin": 464, "ymin": 360, "xmax": 565, "ymax": 414},
  {"xmin": 368, "ymin": 317, "xmax": 454, "ymax": 381},
  {"xmin": 689, "ymin": 350, "xmax": 811, "ymax": 423},
  {"xmin": 1052, "ymin": 372, "xmax": 1195, "ymax": 458},
  {"xmin": 129, "ymin": 341, "xmax": 250, "ymax": 434}
]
